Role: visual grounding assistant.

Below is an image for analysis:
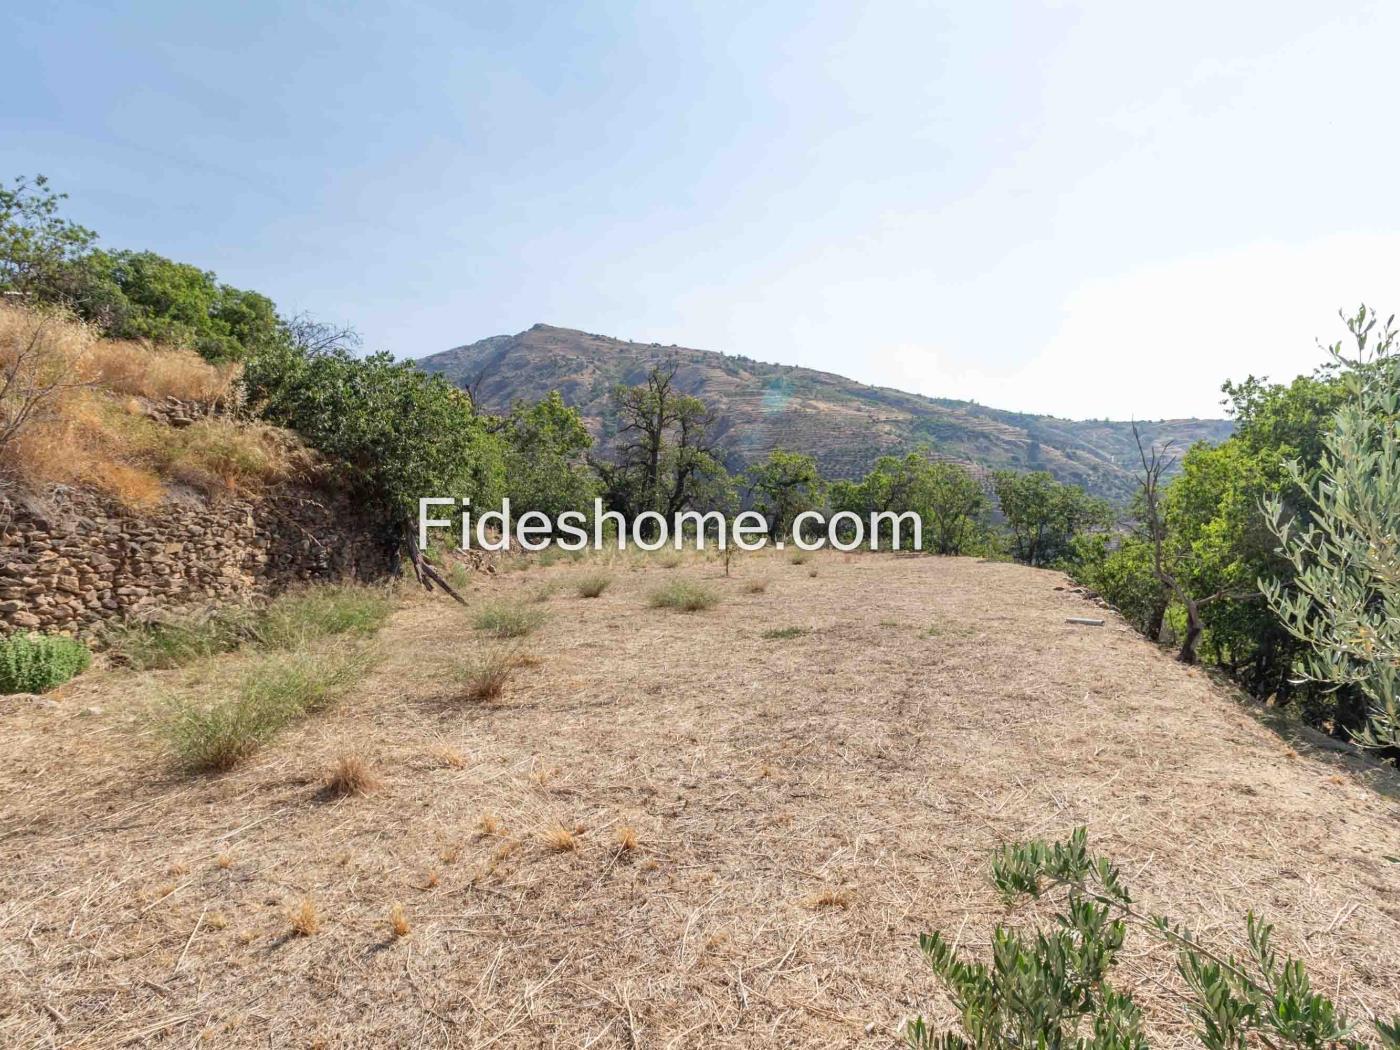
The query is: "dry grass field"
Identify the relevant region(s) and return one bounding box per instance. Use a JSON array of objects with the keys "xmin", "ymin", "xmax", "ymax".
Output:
[{"xmin": 2, "ymin": 550, "xmax": 1398, "ymax": 1048}]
